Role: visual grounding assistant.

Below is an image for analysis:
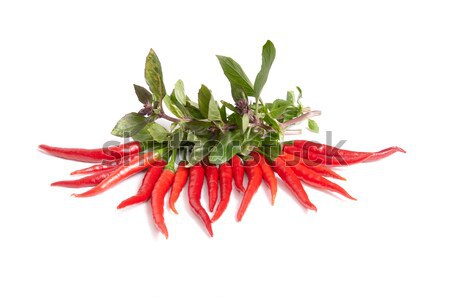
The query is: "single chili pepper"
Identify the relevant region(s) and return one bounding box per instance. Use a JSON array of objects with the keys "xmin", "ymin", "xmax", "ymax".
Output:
[
  {"xmin": 188, "ymin": 163, "xmax": 213, "ymax": 237},
  {"xmin": 203, "ymin": 161, "xmax": 219, "ymax": 212},
  {"xmin": 51, "ymin": 169, "xmax": 115, "ymax": 188},
  {"xmin": 70, "ymin": 162, "xmax": 120, "ymax": 175},
  {"xmin": 280, "ymin": 151, "xmax": 345, "ymax": 180},
  {"xmin": 283, "ymin": 145, "xmax": 369, "ymax": 166},
  {"xmin": 211, "ymin": 162, "xmax": 233, "ymax": 222},
  {"xmin": 150, "ymin": 153, "xmax": 176, "ymax": 239},
  {"xmin": 288, "ymin": 161, "xmax": 356, "ymax": 201},
  {"xmin": 168, "ymin": 161, "xmax": 189, "ymax": 214},
  {"xmin": 272, "ymin": 157, "xmax": 317, "ymax": 211},
  {"xmin": 38, "ymin": 141, "xmax": 141, "ymax": 163},
  {"xmin": 290, "ymin": 141, "xmax": 405, "ymax": 166},
  {"xmin": 237, "ymin": 159, "xmax": 263, "ymax": 221},
  {"xmin": 250, "ymin": 151, "xmax": 277, "ymax": 205},
  {"xmin": 116, "ymin": 160, "xmax": 166, "ymax": 209},
  {"xmin": 73, "ymin": 151, "xmax": 159, "ymax": 198},
  {"xmin": 231, "ymin": 155, "xmax": 245, "ymax": 192}
]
